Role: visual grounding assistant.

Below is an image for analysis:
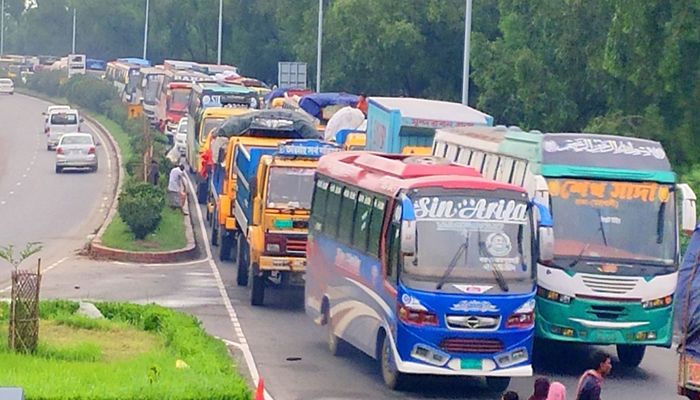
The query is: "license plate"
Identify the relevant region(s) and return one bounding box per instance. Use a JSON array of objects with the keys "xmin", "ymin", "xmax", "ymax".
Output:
[
  {"xmin": 597, "ymin": 330, "xmax": 616, "ymax": 342},
  {"xmin": 460, "ymin": 358, "xmax": 482, "ymax": 370}
]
